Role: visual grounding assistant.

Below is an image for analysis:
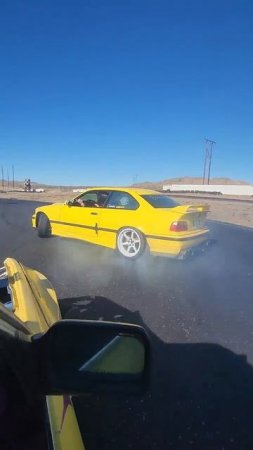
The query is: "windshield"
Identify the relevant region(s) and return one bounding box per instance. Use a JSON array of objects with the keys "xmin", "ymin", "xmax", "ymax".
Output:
[{"xmin": 142, "ymin": 195, "xmax": 179, "ymax": 208}]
